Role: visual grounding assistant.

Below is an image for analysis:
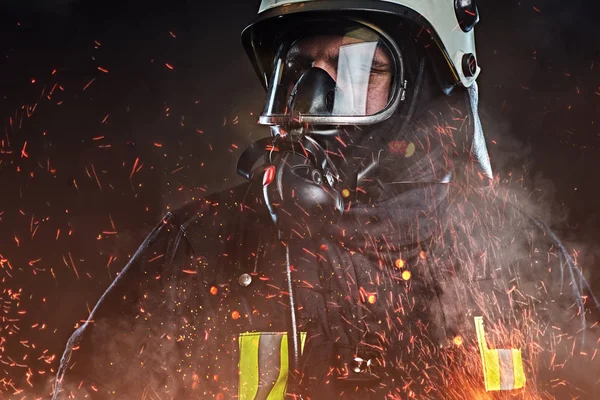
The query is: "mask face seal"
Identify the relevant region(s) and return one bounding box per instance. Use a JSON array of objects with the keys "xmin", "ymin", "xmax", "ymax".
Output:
[{"xmin": 260, "ymin": 19, "xmax": 405, "ymax": 129}]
